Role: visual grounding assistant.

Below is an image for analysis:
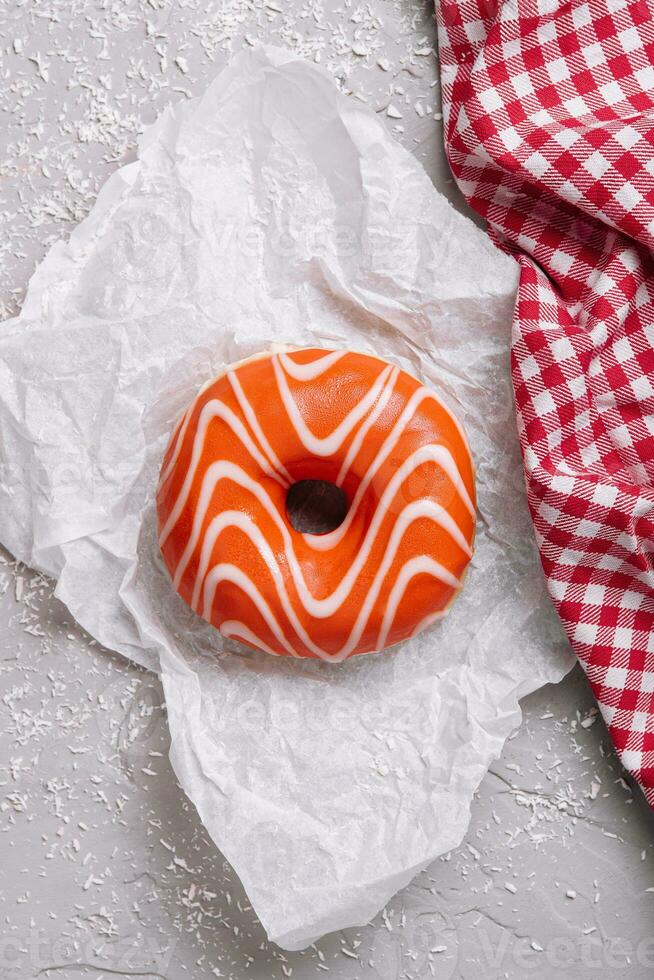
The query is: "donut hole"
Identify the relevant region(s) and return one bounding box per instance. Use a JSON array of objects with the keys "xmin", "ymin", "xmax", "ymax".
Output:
[{"xmin": 286, "ymin": 480, "xmax": 348, "ymax": 535}]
